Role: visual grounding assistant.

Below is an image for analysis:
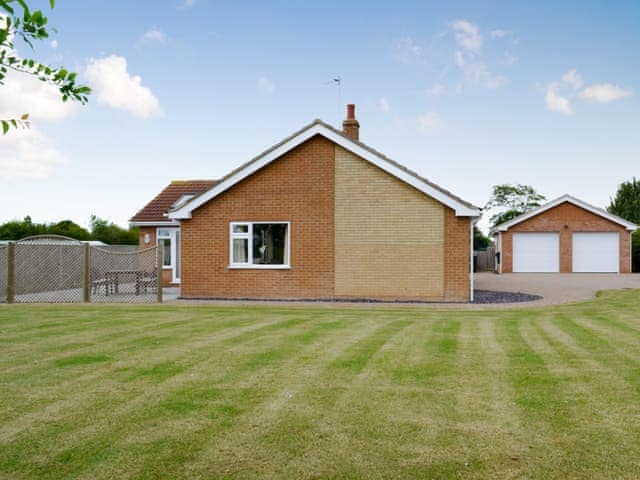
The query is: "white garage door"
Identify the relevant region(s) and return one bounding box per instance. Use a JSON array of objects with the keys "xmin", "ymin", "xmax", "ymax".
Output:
[
  {"xmin": 513, "ymin": 233, "xmax": 559, "ymax": 272},
  {"xmin": 572, "ymin": 232, "xmax": 619, "ymax": 273}
]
